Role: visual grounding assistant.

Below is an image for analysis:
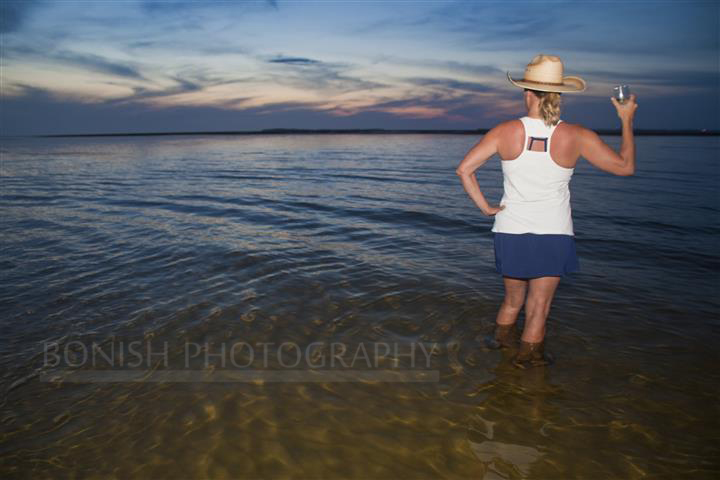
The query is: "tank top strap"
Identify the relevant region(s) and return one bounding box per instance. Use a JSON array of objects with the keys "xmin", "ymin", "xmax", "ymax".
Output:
[
  {"xmin": 519, "ymin": 117, "xmax": 532, "ymax": 150},
  {"xmin": 547, "ymin": 119, "xmax": 562, "ymax": 152}
]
